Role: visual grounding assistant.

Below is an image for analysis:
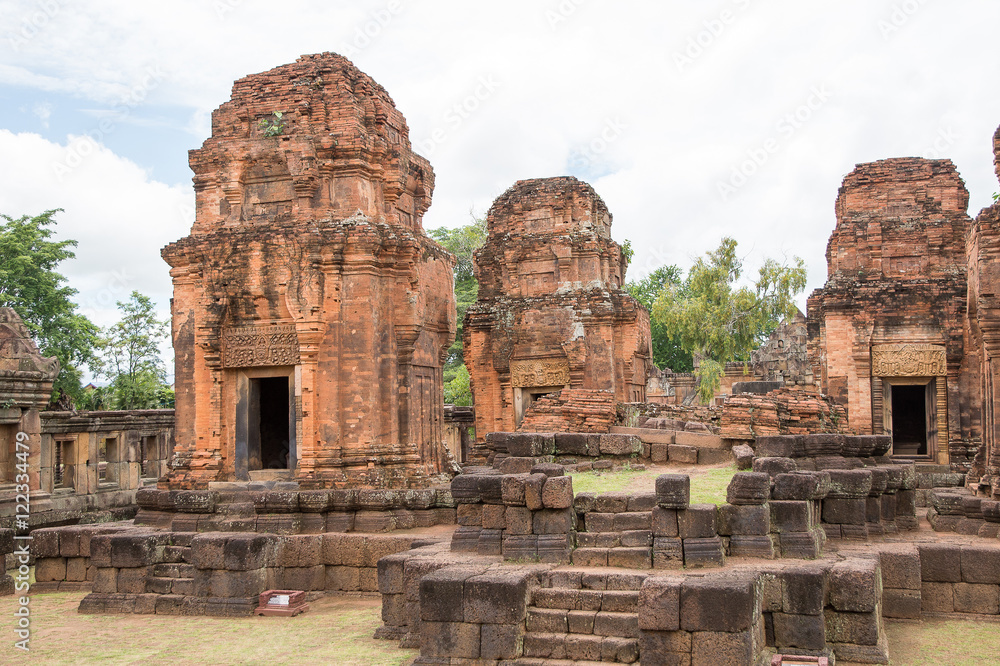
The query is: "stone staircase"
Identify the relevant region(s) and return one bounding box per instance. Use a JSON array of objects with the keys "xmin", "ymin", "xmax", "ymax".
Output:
[
  {"xmin": 518, "ymin": 570, "xmax": 645, "ymax": 664},
  {"xmin": 145, "ymin": 534, "xmax": 194, "ymax": 597}
]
